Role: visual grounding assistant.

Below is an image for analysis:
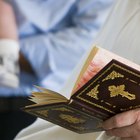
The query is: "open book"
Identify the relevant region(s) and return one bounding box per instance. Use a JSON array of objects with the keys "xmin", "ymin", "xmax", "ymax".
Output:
[{"xmin": 23, "ymin": 46, "xmax": 140, "ymax": 133}]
